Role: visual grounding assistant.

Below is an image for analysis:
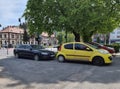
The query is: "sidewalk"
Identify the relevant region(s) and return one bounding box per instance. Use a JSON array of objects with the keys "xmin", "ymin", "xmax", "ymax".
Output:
[
  {"xmin": 115, "ymin": 52, "xmax": 120, "ymax": 57},
  {"xmin": 0, "ymin": 48, "xmax": 14, "ymax": 59}
]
